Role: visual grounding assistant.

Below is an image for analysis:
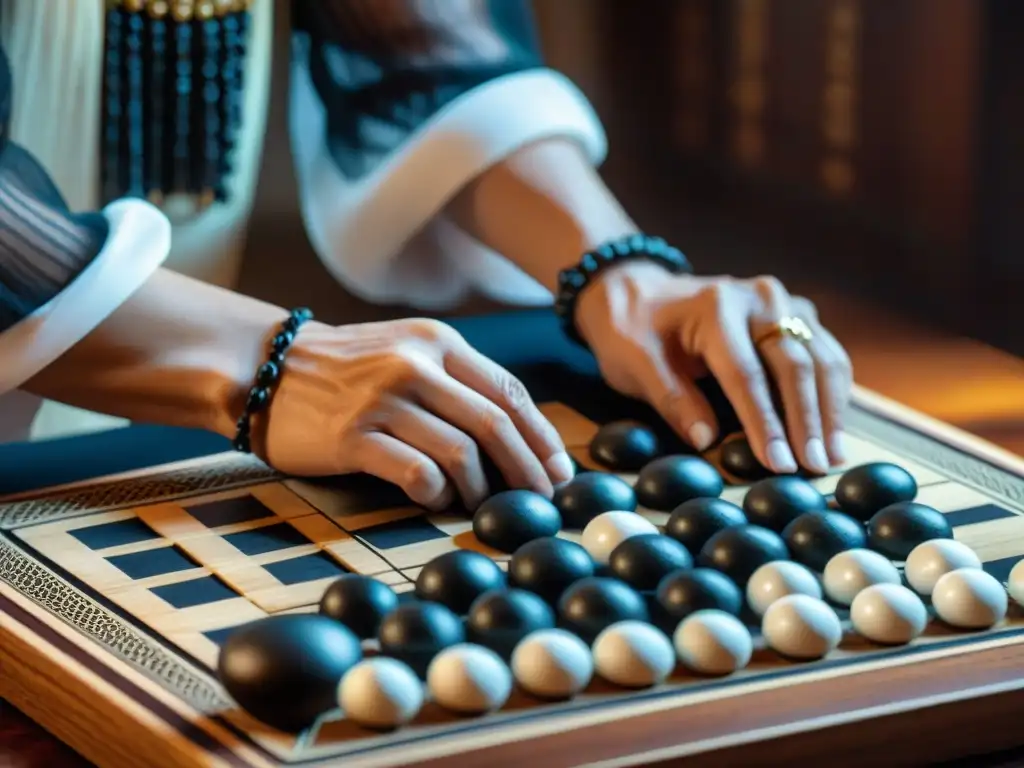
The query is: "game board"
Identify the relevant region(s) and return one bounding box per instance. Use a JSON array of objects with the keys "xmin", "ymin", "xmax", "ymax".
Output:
[{"xmin": 2, "ymin": 386, "xmax": 1024, "ymax": 768}]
